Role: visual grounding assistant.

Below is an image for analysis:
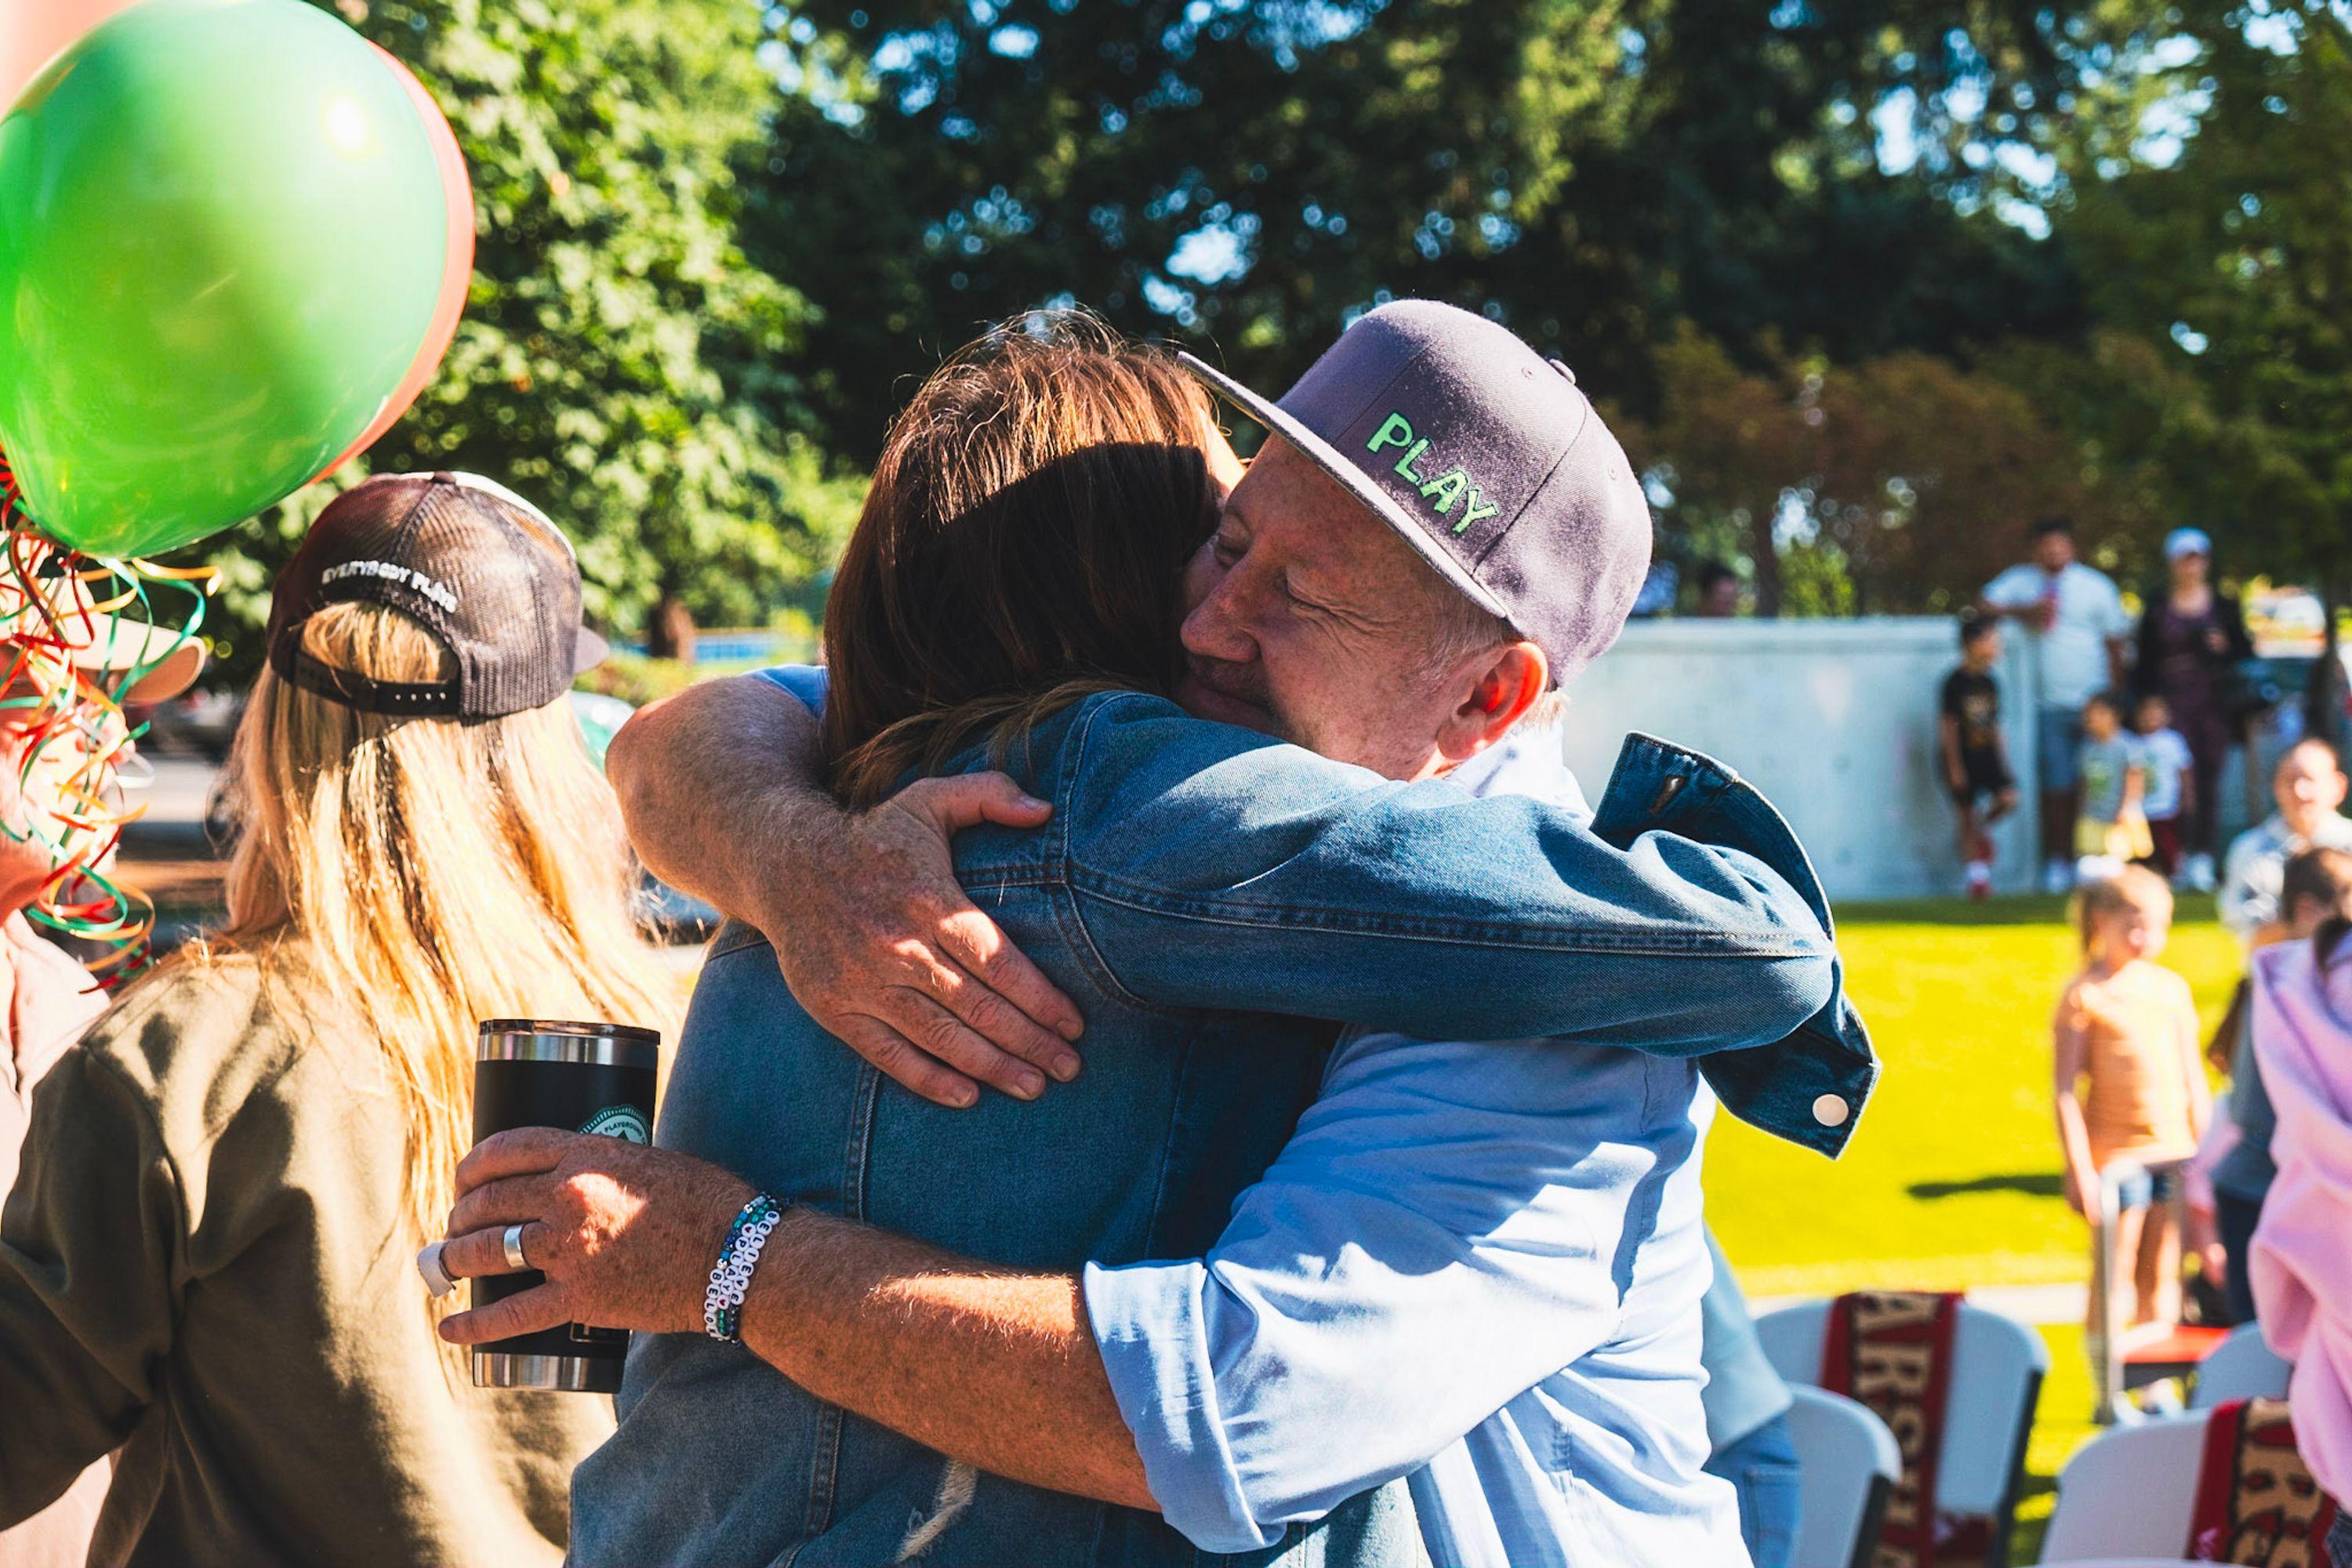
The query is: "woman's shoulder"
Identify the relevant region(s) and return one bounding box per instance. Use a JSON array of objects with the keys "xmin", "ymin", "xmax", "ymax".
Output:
[
  {"xmin": 71, "ymin": 949, "xmax": 307, "ymax": 1144},
  {"xmin": 1052, "ymin": 688, "xmax": 1380, "ymax": 815}
]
